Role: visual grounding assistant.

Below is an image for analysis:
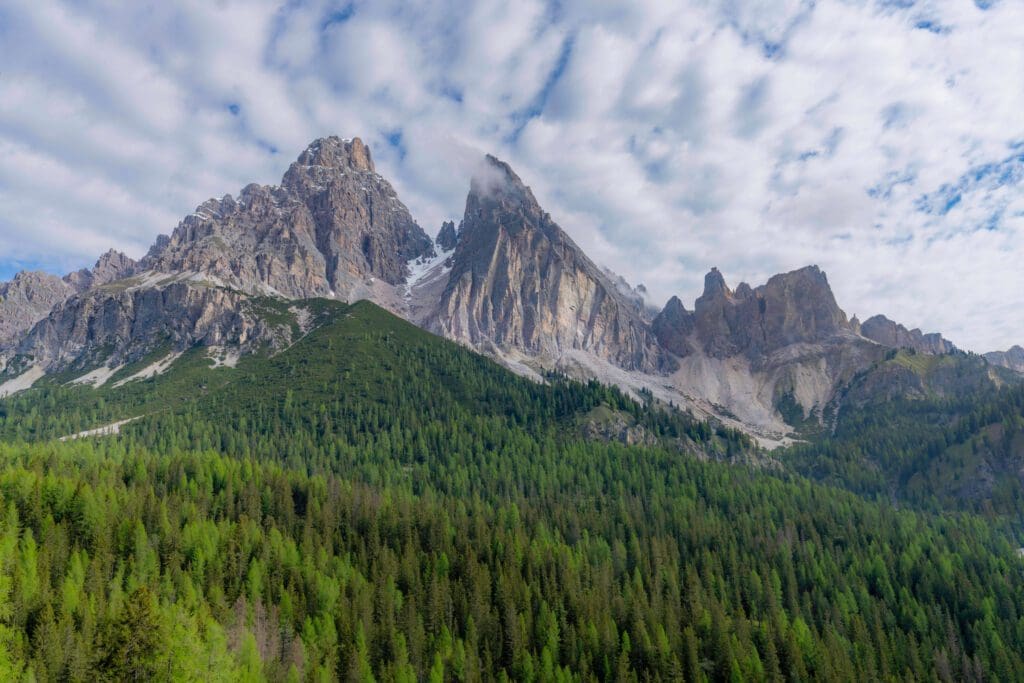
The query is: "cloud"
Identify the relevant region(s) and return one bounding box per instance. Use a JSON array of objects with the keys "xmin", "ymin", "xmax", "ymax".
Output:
[{"xmin": 0, "ymin": 0, "xmax": 1022, "ymax": 351}]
